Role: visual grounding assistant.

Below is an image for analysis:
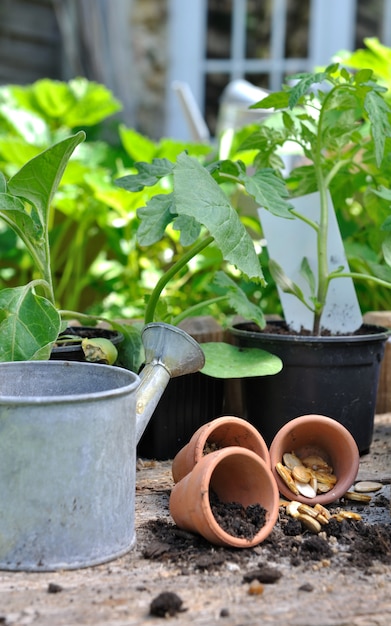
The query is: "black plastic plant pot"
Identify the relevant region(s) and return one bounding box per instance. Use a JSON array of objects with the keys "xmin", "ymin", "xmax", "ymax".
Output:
[
  {"xmin": 137, "ymin": 372, "xmax": 225, "ymax": 460},
  {"xmin": 50, "ymin": 326, "xmax": 123, "ymax": 362},
  {"xmin": 229, "ymin": 321, "xmax": 389, "ymax": 455}
]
